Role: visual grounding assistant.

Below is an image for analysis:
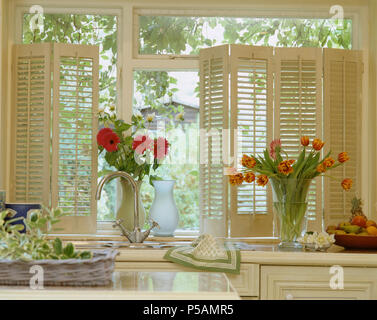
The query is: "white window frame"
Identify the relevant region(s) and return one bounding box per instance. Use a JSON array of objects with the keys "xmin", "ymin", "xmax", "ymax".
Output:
[{"xmin": 9, "ymin": 0, "xmax": 368, "ymax": 237}]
